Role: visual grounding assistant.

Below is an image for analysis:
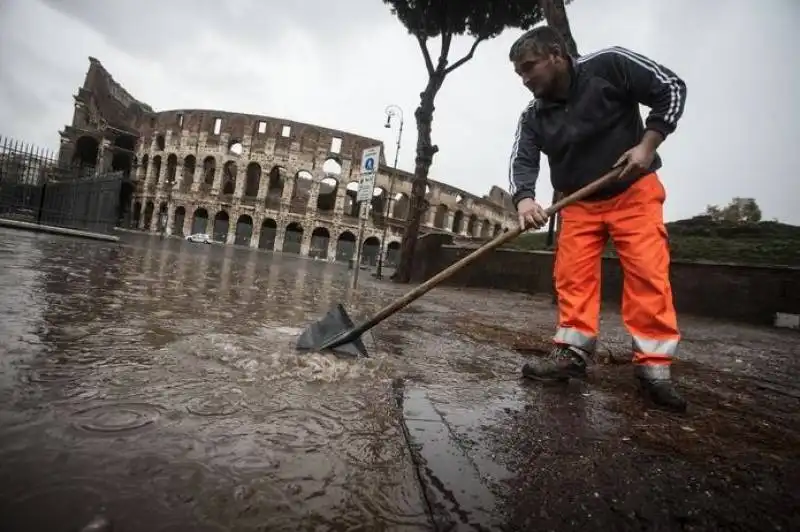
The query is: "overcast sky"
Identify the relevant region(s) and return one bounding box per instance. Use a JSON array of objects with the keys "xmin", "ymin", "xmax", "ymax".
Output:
[{"xmin": 0, "ymin": 0, "xmax": 797, "ymax": 224}]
